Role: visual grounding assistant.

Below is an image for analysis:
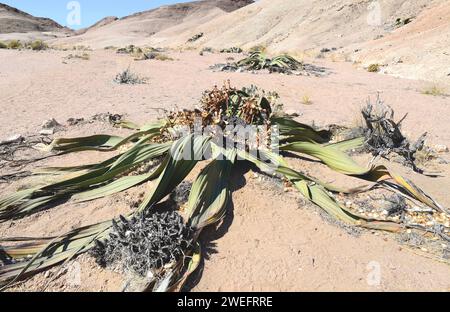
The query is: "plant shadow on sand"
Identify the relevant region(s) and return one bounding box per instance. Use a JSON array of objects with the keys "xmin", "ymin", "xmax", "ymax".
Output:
[{"xmin": 182, "ymin": 162, "xmax": 249, "ymax": 292}]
